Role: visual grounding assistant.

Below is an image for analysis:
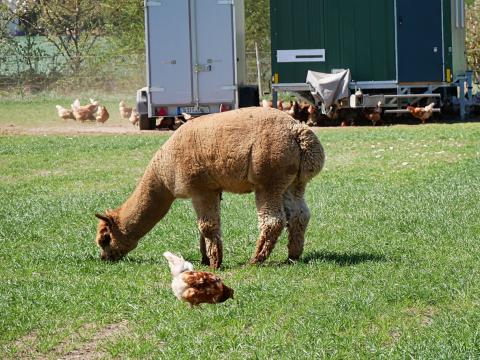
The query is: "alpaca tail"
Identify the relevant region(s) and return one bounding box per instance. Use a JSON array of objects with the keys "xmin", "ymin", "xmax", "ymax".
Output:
[
  {"xmin": 293, "ymin": 123, "xmax": 325, "ymax": 181},
  {"xmin": 163, "ymin": 251, "xmax": 194, "ymax": 276}
]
